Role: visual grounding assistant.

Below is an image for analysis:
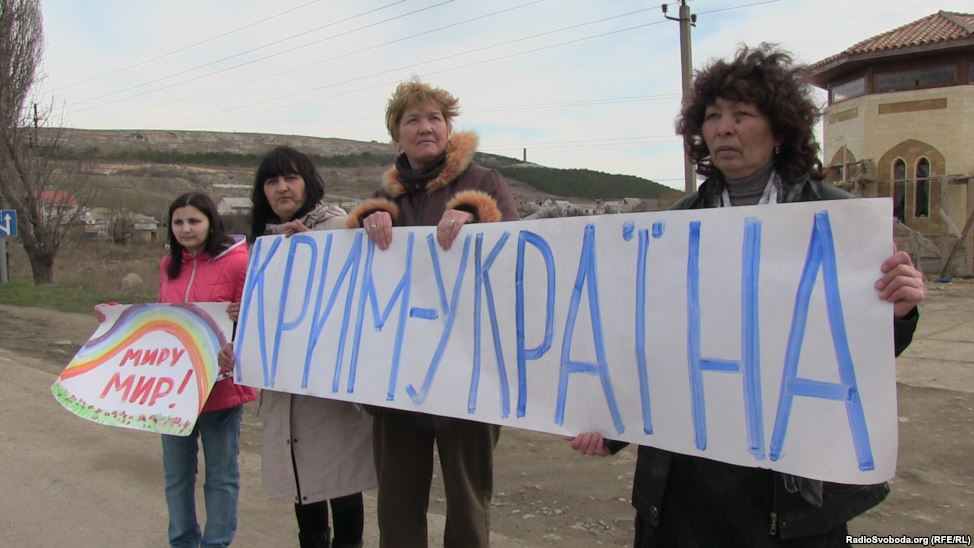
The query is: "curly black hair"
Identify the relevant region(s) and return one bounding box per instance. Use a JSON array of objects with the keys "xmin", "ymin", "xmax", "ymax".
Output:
[{"xmin": 676, "ymin": 43, "xmax": 823, "ymax": 184}]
